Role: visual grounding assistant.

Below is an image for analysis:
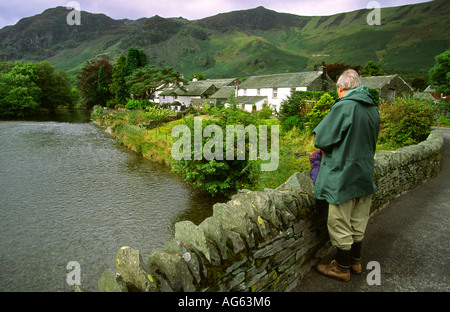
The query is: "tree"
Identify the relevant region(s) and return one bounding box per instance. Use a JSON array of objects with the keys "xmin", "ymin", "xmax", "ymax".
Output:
[
  {"xmin": 110, "ymin": 55, "xmax": 128, "ymax": 104},
  {"xmin": 411, "ymin": 77, "xmax": 427, "ymax": 92},
  {"xmin": 428, "ymin": 49, "xmax": 450, "ymax": 96},
  {"xmin": 171, "ymin": 111, "xmax": 261, "ymax": 196},
  {"xmin": 115, "ymin": 48, "xmax": 149, "ymax": 104},
  {"xmin": 77, "ymin": 58, "xmax": 113, "ymax": 108},
  {"xmin": 0, "ymin": 62, "xmax": 40, "ymax": 117},
  {"xmin": 124, "ymin": 47, "xmax": 148, "ymax": 76},
  {"xmin": 324, "ymin": 62, "xmax": 362, "ymax": 82},
  {"xmin": 189, "ymin": 72, "xmax": 206, "ymax": 81},
  {"xmin": 97, "ymin": 66, "xmax": 112, "ymax": 107},
  {"xmin": 360, "ymin": 61, "xmax": 385, "ymax": 77},
  {"xmin": 126, "ymin": 66, "xmax": 185, "ymax": 100},
  {"xmin": 34, "ymin": 61, "xmax": 73, "ymax": 113},
  {"xmin": 0, "ymin": 61, "xmax": 74, "ymax": 117}
]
